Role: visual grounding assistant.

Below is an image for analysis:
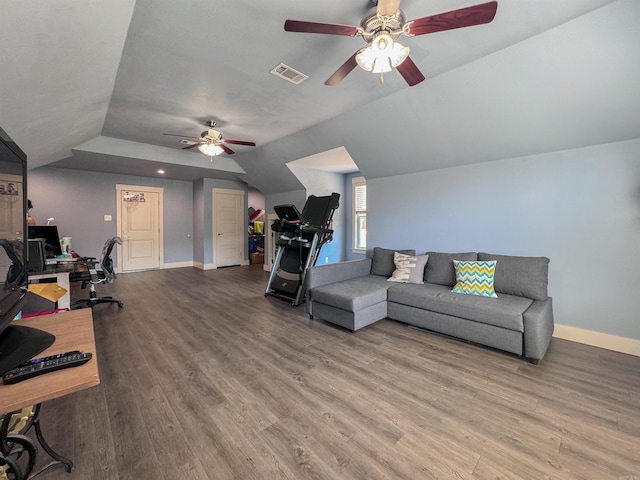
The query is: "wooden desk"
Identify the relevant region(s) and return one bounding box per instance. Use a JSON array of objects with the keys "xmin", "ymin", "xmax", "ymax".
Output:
[
  {"xmin": 0, "ymin": 309, "xmax": 100, "ymax": 479},
  {"xmin": 0, "ymin": 309, "xmax": 99, "ymax": 414}
]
